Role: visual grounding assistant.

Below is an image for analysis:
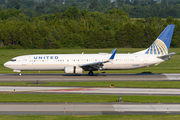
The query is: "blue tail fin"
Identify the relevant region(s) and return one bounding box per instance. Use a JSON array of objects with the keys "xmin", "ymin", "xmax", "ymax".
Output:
[
  {"xmin": 145, "ymin": 24, "xmax": 175, "ymax": 55},
  {"xmin": 111, "ymin": 48, "xmax": 117, "ymax": 54},
  {"xmin": 109, "ymin": 49, "xmax": 117, "ymax": 60}
]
